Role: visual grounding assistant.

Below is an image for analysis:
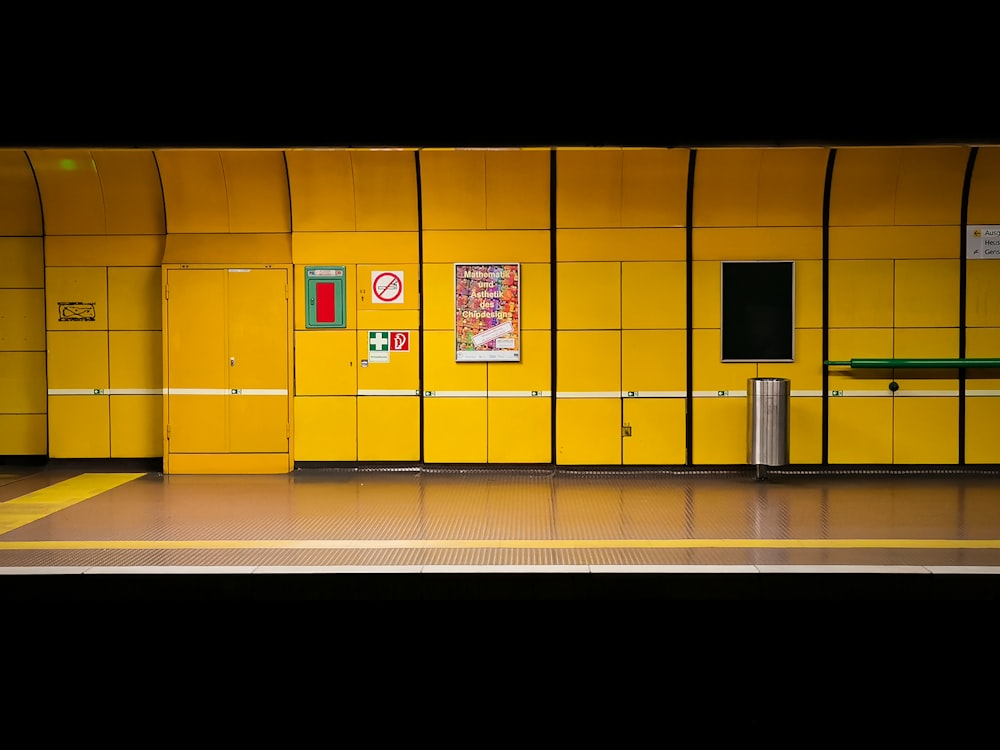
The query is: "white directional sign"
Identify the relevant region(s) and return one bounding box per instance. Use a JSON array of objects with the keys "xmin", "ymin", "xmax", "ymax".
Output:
[{"xmin": 967, "ymin": 226, "xmax": 1000, "ymax": 259}]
